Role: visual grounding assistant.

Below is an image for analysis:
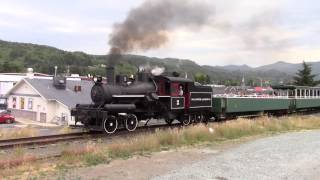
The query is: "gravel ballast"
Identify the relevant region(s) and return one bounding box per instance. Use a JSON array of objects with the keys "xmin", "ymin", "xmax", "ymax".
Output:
[{"xmin": 153, "ymin": 130, "xmax": 320, "ymax": 180}]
